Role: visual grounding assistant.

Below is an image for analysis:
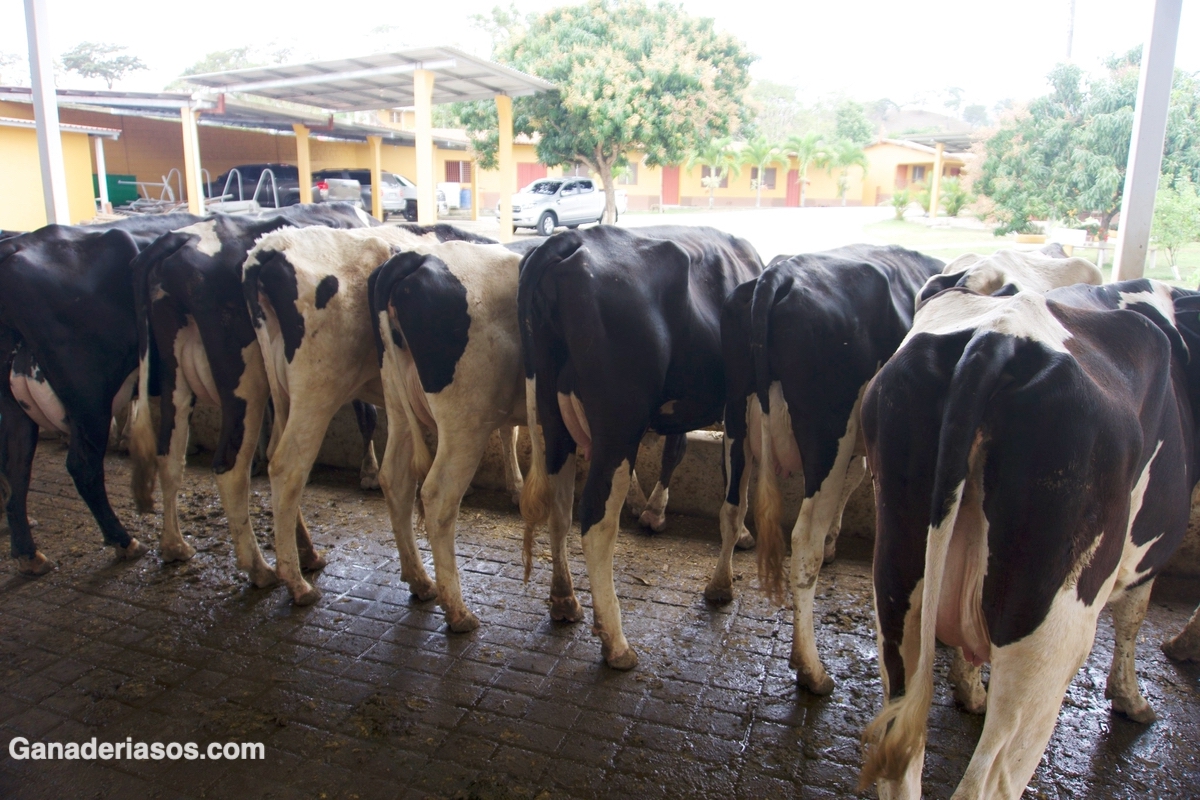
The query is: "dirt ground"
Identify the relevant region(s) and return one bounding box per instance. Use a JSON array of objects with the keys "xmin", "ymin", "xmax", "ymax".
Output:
[{"xmin": 1, "ymin": 440, "xmax": 1198, "ymax": 799}]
